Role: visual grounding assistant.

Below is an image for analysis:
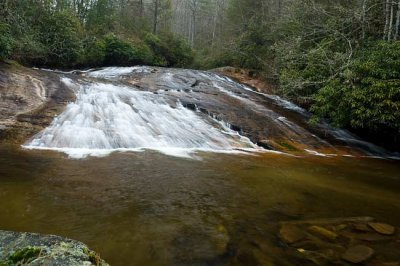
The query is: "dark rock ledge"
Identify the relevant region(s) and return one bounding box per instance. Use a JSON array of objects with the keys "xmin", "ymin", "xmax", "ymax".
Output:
[{"xmin": 0, "ymin": 230, "xmax": 109, "ymax": 266}]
